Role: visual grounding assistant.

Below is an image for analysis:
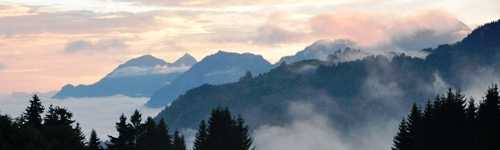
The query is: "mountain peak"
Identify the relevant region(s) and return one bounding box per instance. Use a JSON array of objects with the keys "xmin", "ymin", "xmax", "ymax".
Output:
[
  {"xmin": 119, "ymin": 54, "xmax": 167, "ymax": 68},
  {"xmin": 278, "ymin": 39, "xmax": 358, "ymax": 64},
  {"xmin": 306, "ymin": 39, "xmax": 357, "ymax": 52},
  {"xmin": 173, "ymin": 53, "xmax": 197, "ymax": 66},
  {"xmin": 214, "ymin": 50, "xmax": 237, "ymax": 55}
]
